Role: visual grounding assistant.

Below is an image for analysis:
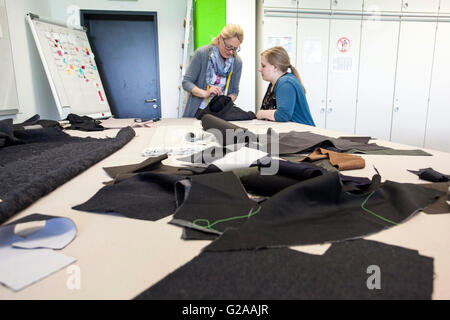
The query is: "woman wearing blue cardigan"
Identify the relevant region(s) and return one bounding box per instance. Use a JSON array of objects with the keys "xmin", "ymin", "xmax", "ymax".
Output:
[
  {"xmin": 257, "ymin": 46, "xmax": 315, "ymax": 126},
  {"xmin": 182, "ymin": 24, "xmax": 244, "ymax": 117}
]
